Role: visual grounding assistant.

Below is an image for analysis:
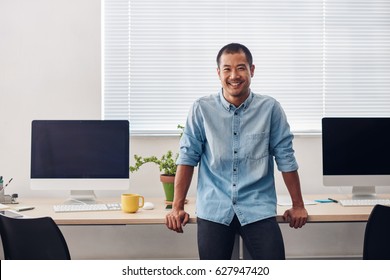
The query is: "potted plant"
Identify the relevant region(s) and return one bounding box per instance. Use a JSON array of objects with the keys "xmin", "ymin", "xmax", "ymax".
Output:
[{"xmin": 129, "ymin": 125, "xmax": 184, "ymax": 202}]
